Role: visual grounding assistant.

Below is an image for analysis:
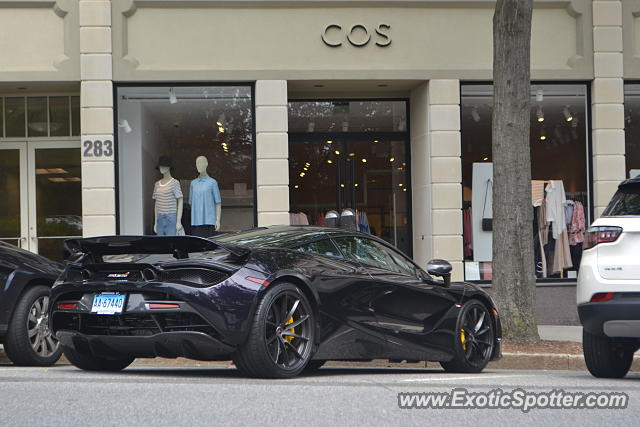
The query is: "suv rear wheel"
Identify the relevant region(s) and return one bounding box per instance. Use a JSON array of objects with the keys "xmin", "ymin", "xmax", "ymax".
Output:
[{"xmin": 583, "ymin": 329, "xmax": 634, "ymax": 378}]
